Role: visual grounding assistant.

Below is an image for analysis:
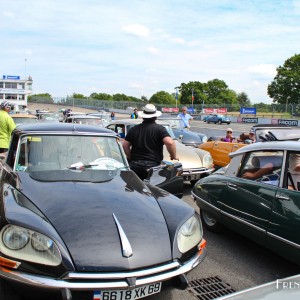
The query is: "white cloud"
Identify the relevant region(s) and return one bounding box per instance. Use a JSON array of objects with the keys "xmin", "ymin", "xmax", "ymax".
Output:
[
  {"xmin": 168, "ymin": 37, "xmax": 185, "ymax": 44},
  {"xmin": 121, "ymin": 24, "xmax": 150, "ymax": 37},
  {"xmin": 147, "ymin": 47, "xmax": 159, "ymax": 55},
  {"xmin": 247, "ymin": 64, "xmax": 277, "ymax": 77},
  {"xmin": 2, "ymin": 11, "xmax": 14, "ymax": 17}
]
